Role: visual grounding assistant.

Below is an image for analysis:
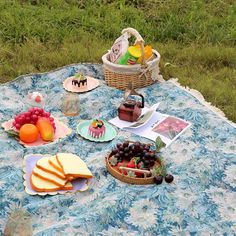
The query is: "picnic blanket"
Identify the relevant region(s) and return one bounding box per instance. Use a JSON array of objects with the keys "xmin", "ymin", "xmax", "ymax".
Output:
[{"xmin": 0, "ymin": 64, "xmax": 235, "ymax": 235}]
